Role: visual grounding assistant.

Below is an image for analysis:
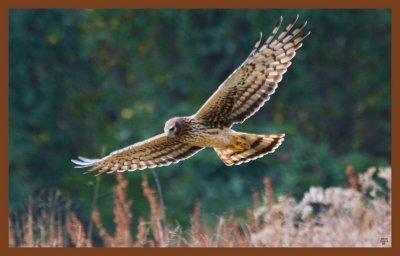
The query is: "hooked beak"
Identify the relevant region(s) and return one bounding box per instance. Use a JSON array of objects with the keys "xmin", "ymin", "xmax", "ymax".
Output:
[{"xmin": 166, "ymin": 130, "xmax": 174, "ymax": 138}]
